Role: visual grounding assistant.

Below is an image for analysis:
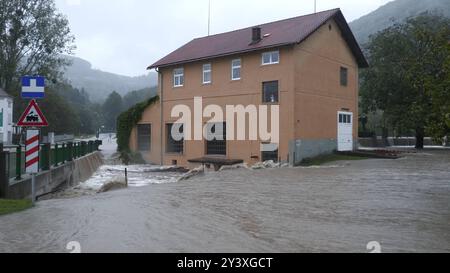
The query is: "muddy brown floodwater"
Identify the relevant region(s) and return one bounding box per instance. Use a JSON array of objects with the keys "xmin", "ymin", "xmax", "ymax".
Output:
[{"xmin": 0, "ymin": 150, "xmax": 449, "ymax": 253}]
